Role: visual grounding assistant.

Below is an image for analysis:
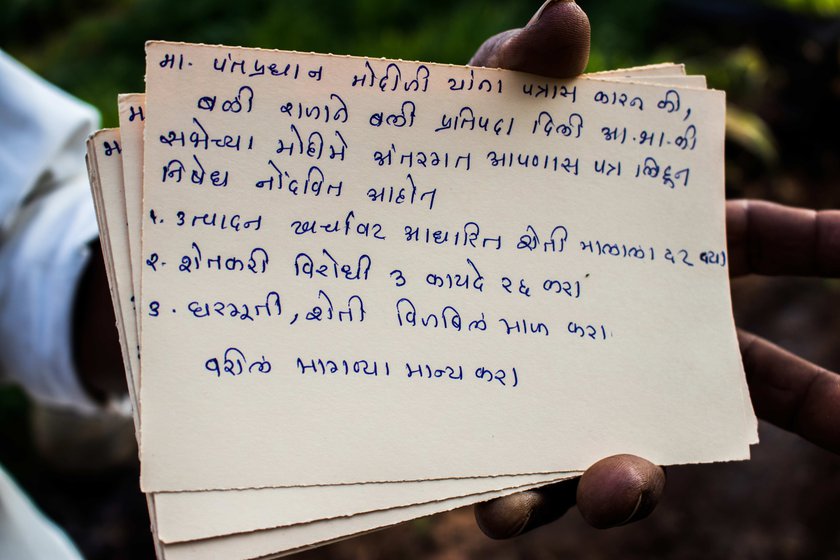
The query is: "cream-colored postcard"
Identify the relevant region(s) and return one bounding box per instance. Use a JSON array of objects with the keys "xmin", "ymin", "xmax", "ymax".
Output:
[
  {"xmin": 86, "ymin": 129, "xmax": 166, "ymax": 559},
  {"xmin": 89, "ymin": 54, "xmax": 755, "ymax": 560},
  {"xmin": 116, "ymin": 96, "xmax": 579, "ymax": 544},
  {"xmin": 120, "ymin": 66, "xmax": 726, "ymax": 545},
  {"xmin": 139, "ymin": 42, "xmax": 754, "ymax": 492}
]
